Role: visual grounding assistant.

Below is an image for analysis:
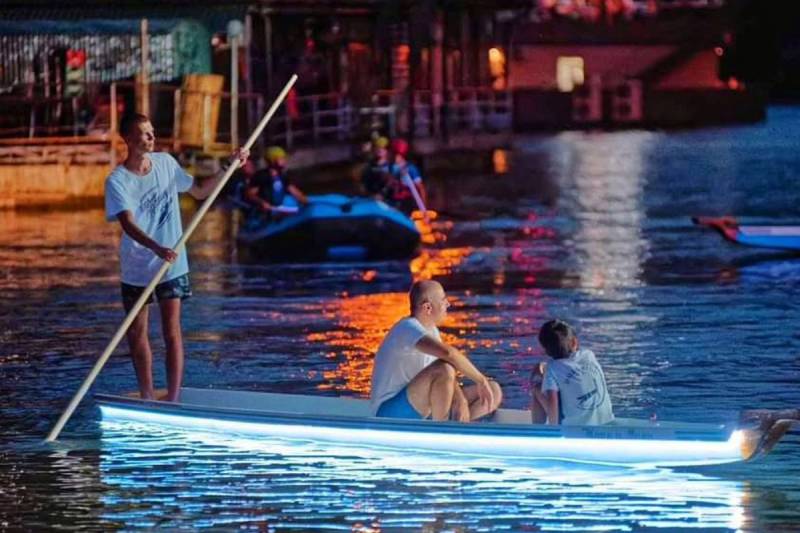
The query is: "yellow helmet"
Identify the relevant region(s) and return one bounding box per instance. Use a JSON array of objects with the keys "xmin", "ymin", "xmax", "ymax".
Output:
[
  {"xmin": 265, "ymin": 146, "xmax": 287, "ymax": 163},
  {"xmin": 373, "ymin": 136, "xmax": 389, "ymax": 149}
]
